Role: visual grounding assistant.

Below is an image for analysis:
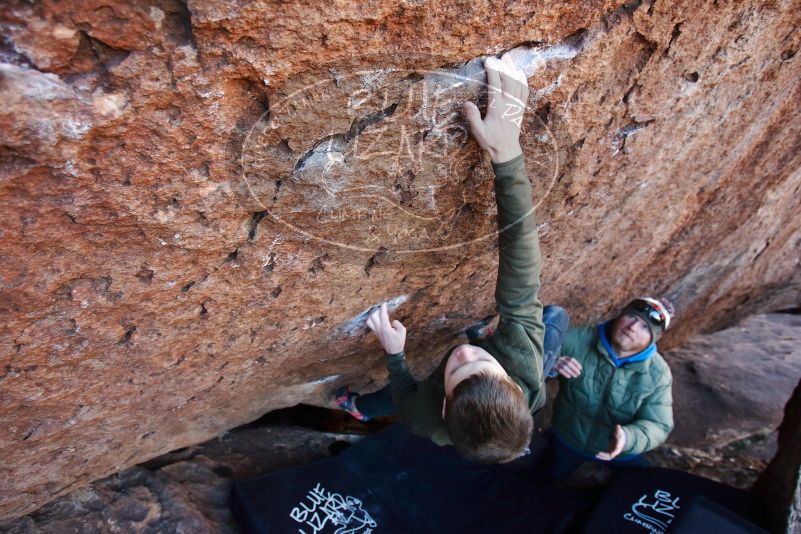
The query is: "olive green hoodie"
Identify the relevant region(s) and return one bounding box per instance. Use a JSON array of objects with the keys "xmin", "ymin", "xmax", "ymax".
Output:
[{"xmin": 383, "ymin": 154, "xmax": 545, "ymax": 445}]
